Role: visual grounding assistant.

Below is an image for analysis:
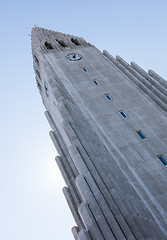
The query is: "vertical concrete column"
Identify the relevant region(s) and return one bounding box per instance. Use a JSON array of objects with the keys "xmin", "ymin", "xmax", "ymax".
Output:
[
  {"xmin": 77, "ymin": 229, "xmax": 92, "ymax": 240},
  {"xmin": 76, "ymin": 175, "xmax": 116, "ymax": 240},
  {"xmin": 78, "ymin": 203, "xmax": 104, "ymax": 240},
  {"xmin": 72, "ymin": 226, "xmax": 79, "ymax": 240},
  {"xmin": 63, "ymin": 187, "xmax": 83, "ymax": 230}
]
